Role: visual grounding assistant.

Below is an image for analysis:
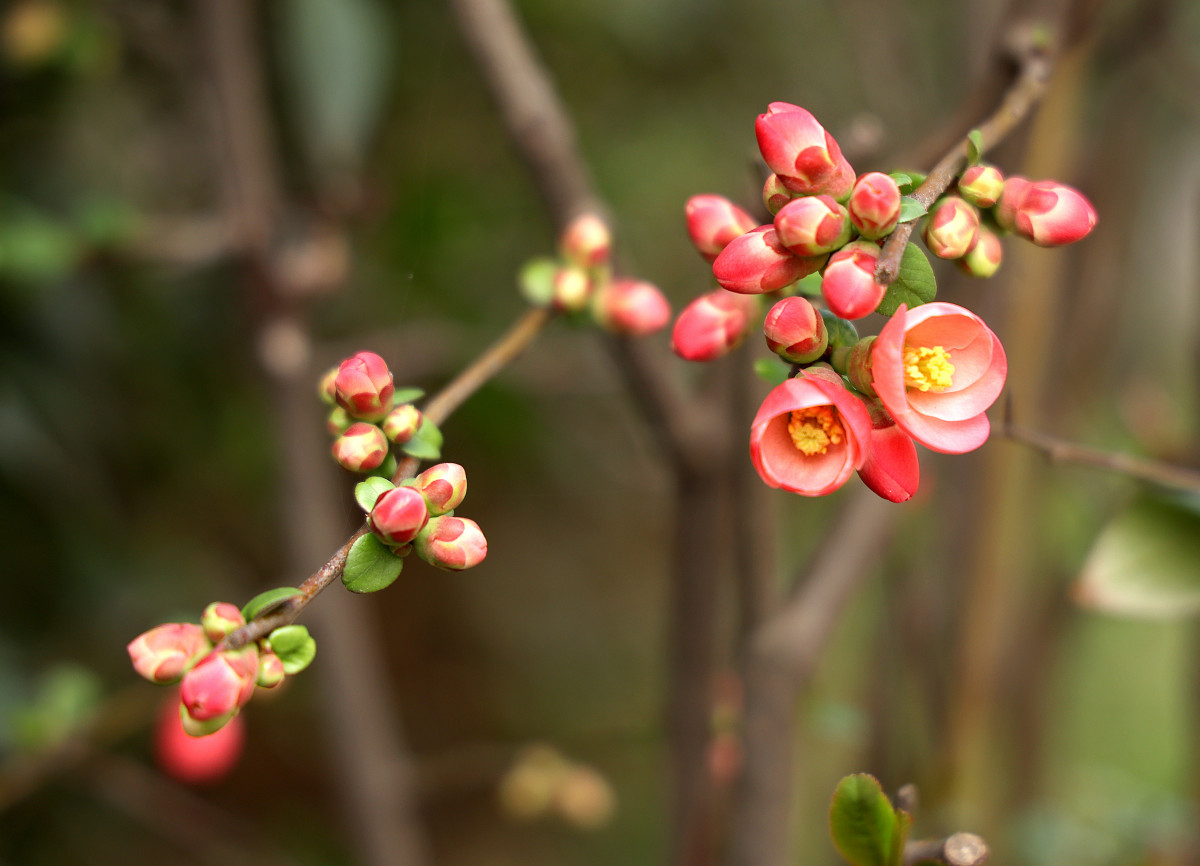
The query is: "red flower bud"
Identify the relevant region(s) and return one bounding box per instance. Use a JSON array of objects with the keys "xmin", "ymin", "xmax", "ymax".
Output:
[
  {"xmin": 956, "ymin": 228, "xmax": 1003, "ymax": 278},
  {"xmin": 821, "ymin": 241, "xmax": 884, "ymax": 320},
  {"xmin": 993, "ymin": 175, "xmax": 1032, "ymax": 232},
  {"xmin": 128, "ymin": 623, "xmax": 211, "ymax": 685},
  {"xmin": 754, "ymin": 102, "xmax": 854, "ymax": 197},
  {"xmin": 773, "ymin": 195, "xmax": 851, "ymax": 257},
  {"xmin": 334, "ymin": 351, "xmax": 394, "ymax": 422},
  {"xmin": 593, "ymin": 278, "xmax": 671, "ymax": 336},
  {"xmin": 413, "ymin": 462, "xmax": 468, "ymax": 516},
  {"xmin": 256, "ymin": 651, "xmax": 286, "ymax": 688},
  {"xmin": 327, "ymin": 406, "xmax": 353, "ymax": 436},
  {"xmin": 1009, "ymin": 179, "xmax": 1098, "ymax": 247},
  {"xmin": 957, "ymin": 164, "xmax": 1005, "ymax": 208},
  {"xmin": 200, "ymin": 602, "xmax": 244, "ymax": 643},
  {"xmin": 856, "ymin": 407, "xmax": 920, "ymax": 503},
  {"xmin": 763, "ymin": 296, "xmax": 828, "ymax": 363},
  {"xmin": 317, "ymin": 366, "xmax": 339, "ymax": 405},
  {"xmin": 560, "ymin": 213, "xmax": 611, "ymax": 268},
  {"xmin": 331, "ymin": 422, "xmax": 389, "ymax": 473},
  {"xmin": 369, "ymin": 486, "xmax": 430, "ymax": 546},
  {"xmin": 381, "ymin": 403, "xmax": 423, "ymax": 445},
  {"xmin": 670, "ymin": 290, "xmax": 759, "ymax": 362},
  {"xmin": 712, "ymin": 226, "xmax": 825, "ymax": 294},
  {"xmin": 762, "ymin": 175, "xmax": 796, "ymax": 215},
  {"xmin": 923, "ymin": 196, "xmax": 979, "ymax": 260},
  {"xmin": 155, "ymin": 694, "xmax": 244, "ymax": 783},
  {"xmin": 685, "ymin": 195, "xmax": 758, "ymax": 261},
  {"xmin": 415, "ymin": 515, "xmax": 488, "ymax": 570},
  {"xmin": 847, "ymin": 172, "xmax": 901, "ymax": 239},
  {"xmin": 179, "ymin": 647, "xmax": 259, "ymax": 727}
]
